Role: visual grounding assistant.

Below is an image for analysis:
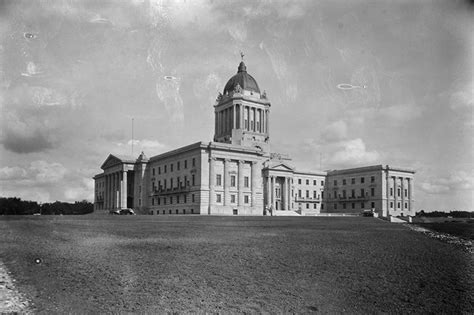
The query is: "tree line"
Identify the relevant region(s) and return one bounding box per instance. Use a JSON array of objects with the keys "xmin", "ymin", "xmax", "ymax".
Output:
[
  {"xmin": 416, "ymin": 210, "xmax": 473, "ymax": 218},
  {"xmin": 0, "ymin": 197, "xmax": 94, "ymax": 215}
]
